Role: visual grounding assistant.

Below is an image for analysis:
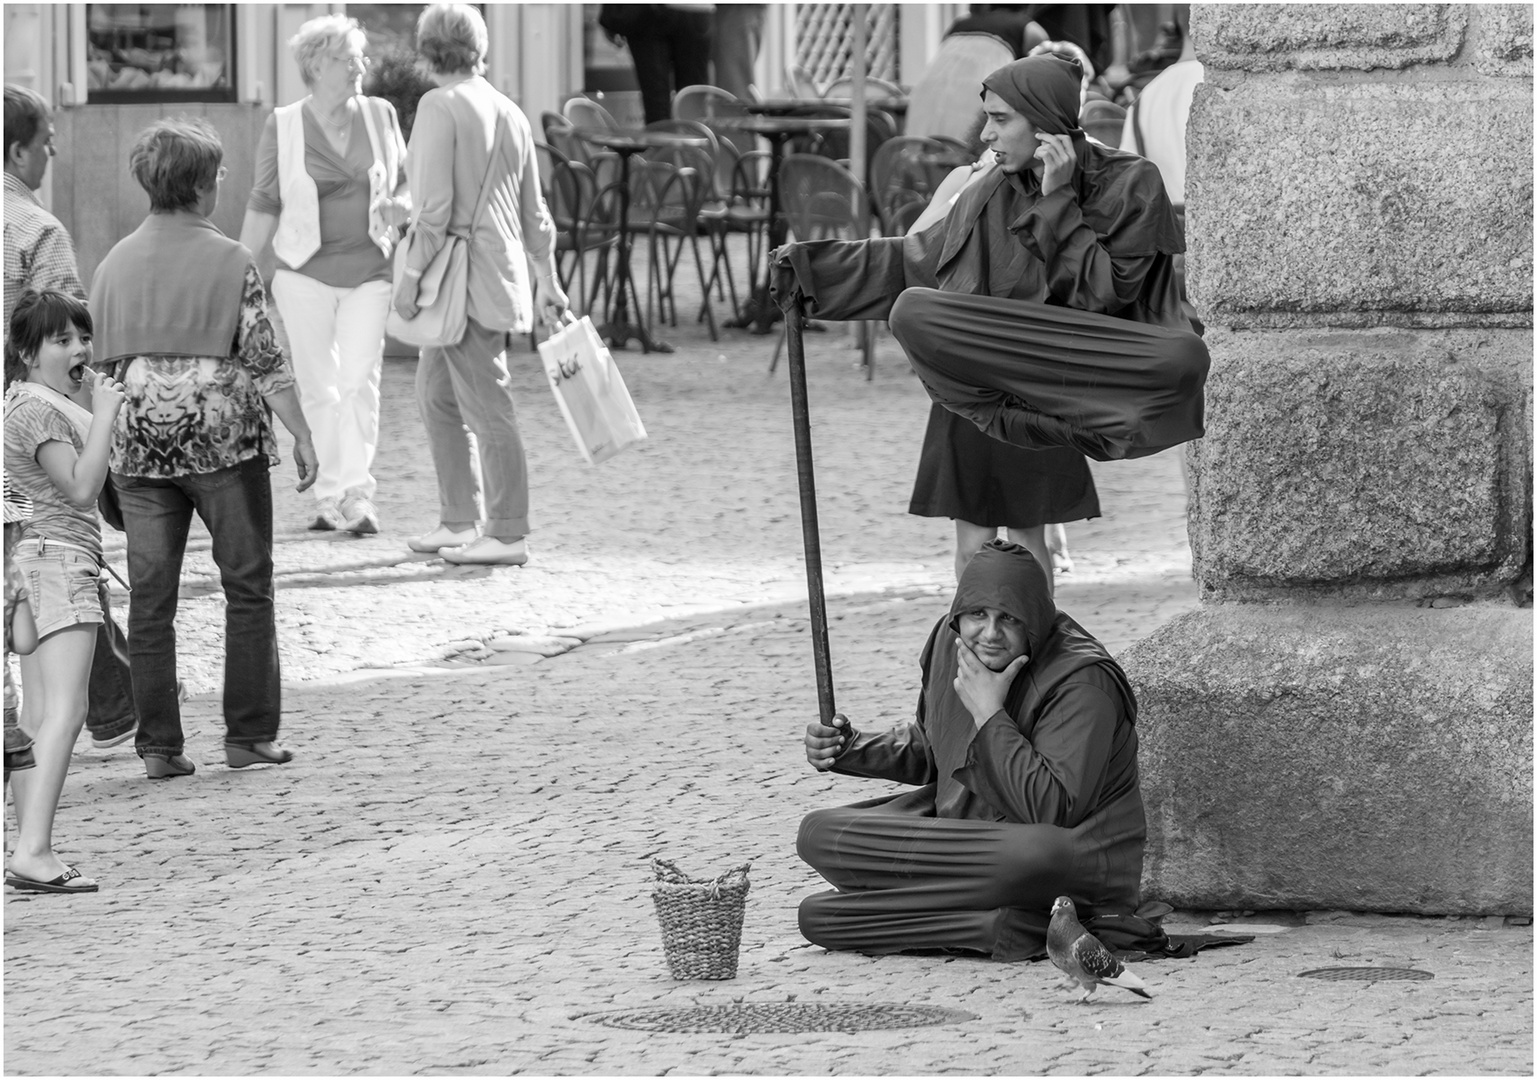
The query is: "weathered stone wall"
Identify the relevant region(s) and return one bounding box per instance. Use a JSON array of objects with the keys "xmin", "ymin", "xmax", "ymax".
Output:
[{"xmin": 1122, "ymin": 4, "xmax": 1533, "ymax": 915}]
